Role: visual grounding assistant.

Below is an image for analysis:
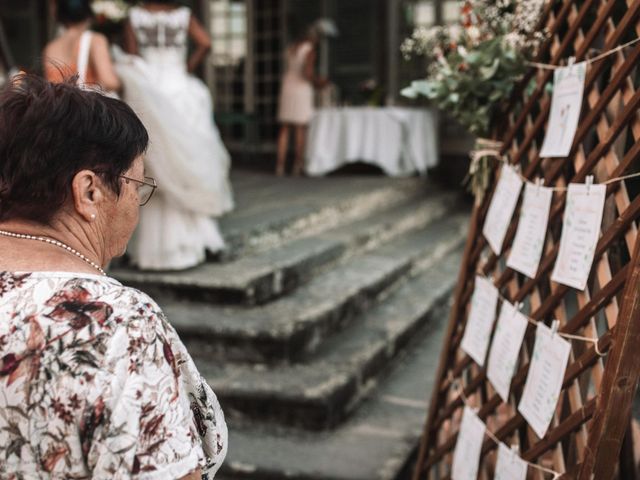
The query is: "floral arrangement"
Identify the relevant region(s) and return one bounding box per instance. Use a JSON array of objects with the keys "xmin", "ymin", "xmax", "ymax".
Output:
[
  {"xmin": 91, "ymin": 0, "xmax": 130, "ymax": 41},
  {"xmin": 401, "ymin": 0, "xmax": 547, "ymax": 201},
  {"xmin": 92, "ymin": 0, "xmax": 130, "ymax": 24},
  {"xmin": 357, "ymin": 78, "xmax": 386, "ymax": 106}
]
